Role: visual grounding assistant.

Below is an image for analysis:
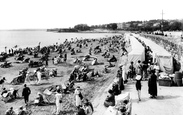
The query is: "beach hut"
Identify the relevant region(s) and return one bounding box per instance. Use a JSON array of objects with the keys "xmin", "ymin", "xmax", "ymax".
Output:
[
  {"xmin": 119, "ymin": 34, "xmax": 145, "ymax": 81},
  {"xmin": 136, "ymin": 34, "xmax": 173, "ymax": 74},
  {"xmin": 126, "ymin": 34, "xmax": 145, "ymax": 67}
]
